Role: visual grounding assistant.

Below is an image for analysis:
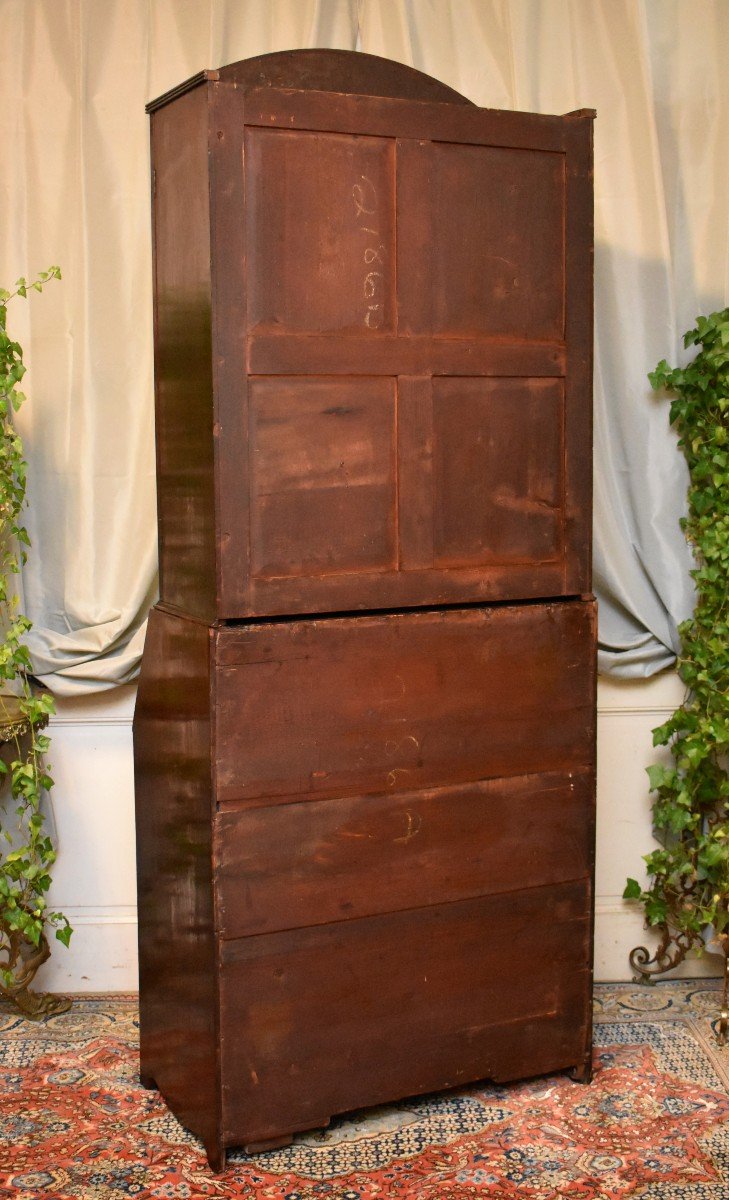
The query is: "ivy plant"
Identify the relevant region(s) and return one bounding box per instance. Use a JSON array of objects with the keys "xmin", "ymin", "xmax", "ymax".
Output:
[
  {"xmin": 625, "ymin": 307, "xmax": 729, "ymax": 1028},
  {"xmin": 0, "ymin": 267, "xmax": 72, "ymax": 1018}
]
